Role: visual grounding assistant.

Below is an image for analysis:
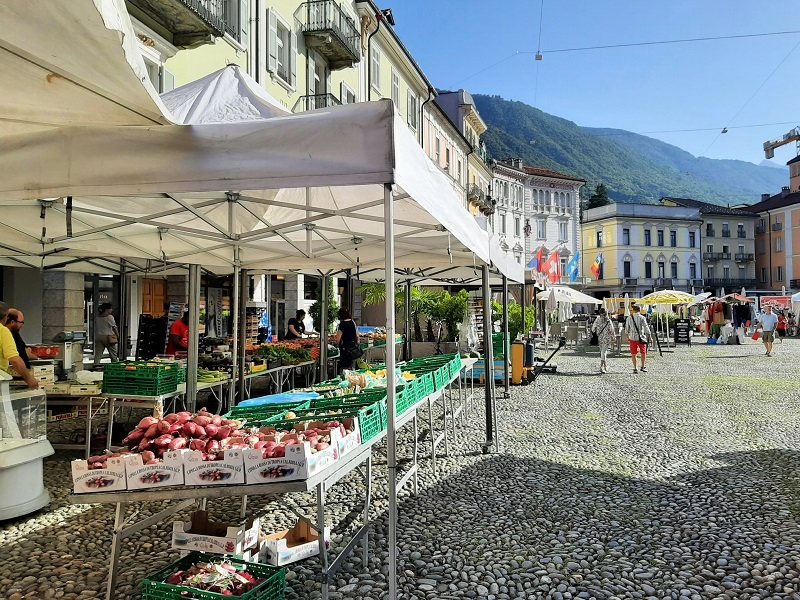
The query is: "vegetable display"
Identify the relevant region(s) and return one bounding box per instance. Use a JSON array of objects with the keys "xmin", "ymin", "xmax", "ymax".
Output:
[{"xmin": 164, "ymin": 559, "xmax": 264, "ymax": 596}]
